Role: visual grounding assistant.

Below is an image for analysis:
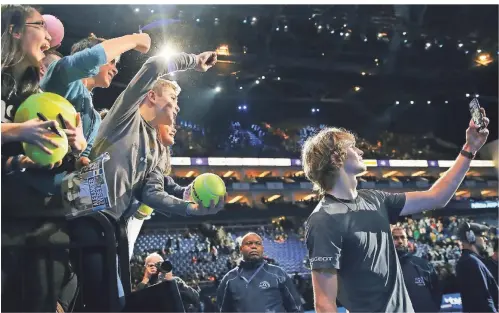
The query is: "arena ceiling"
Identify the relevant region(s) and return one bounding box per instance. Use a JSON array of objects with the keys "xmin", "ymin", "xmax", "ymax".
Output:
[{"xmin": 40, "ymin": 4, "xmax": 498, "ymax": 145}]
